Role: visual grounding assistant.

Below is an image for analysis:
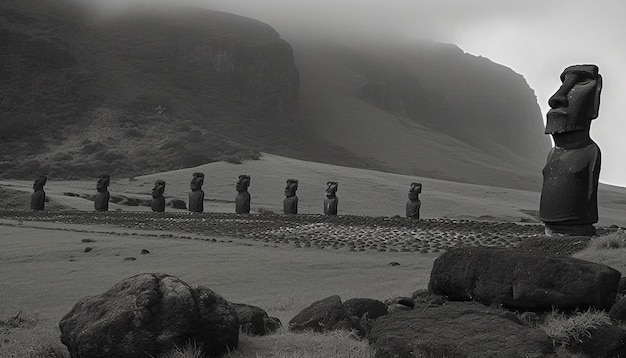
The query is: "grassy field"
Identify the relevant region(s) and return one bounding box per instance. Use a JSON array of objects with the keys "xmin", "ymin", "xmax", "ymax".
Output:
[
  {"xmin": 3, "ymin": 153, "xmax": 626, "ymax": 227},
  {"xmin": 2, "ymin": 154, "xmax": 626, "ymax": 357},
  {"xmin": 0, "ymin": 219, "xmax": 432, "ymax": 357}
]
